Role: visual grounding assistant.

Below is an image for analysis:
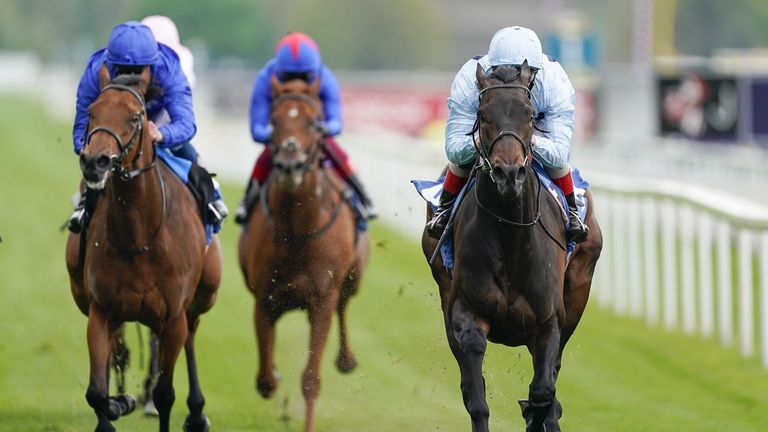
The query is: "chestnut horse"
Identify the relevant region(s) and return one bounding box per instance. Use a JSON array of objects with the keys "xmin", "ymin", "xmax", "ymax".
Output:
[
  {"xmin": 238, "ymin": 78, "xmax": 369, "ymax": 432},
  {"xmin": 65, "ymin": 65, "xmax": 221, "ymax": 432},
  {"xmin": 422, "ymin": 62, "xmax": 602, "ymax": 432}
]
